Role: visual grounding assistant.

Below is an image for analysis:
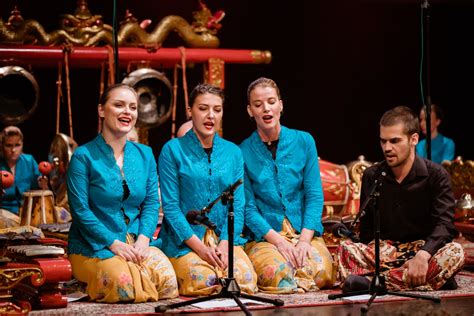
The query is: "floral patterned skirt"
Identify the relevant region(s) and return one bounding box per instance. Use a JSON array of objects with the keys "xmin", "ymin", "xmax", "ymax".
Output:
[
  {"xmin": 170, "ymin": 229, "xmax": 258, "ymax": 296},
  {"xmin": 245, "ymin": 218, "xmax": 336, "ymax": 294},
  {"xmin": 336, "ymin": 239, "xmax": 465, "ymax": 290},
  {"xmin": 69, "ymin": 236, "xmax": 178, "ymax": 303}
]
